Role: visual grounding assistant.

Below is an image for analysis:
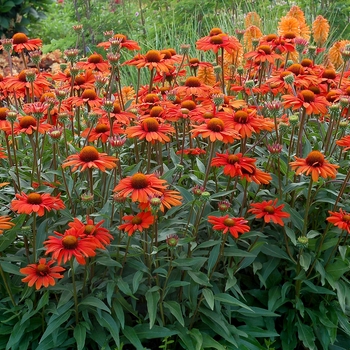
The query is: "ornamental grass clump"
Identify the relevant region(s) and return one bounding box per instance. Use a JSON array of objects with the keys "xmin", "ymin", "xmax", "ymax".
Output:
[{"xmin": 1, "ymin": 5, "xmax": 350, "ymax": 350}]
